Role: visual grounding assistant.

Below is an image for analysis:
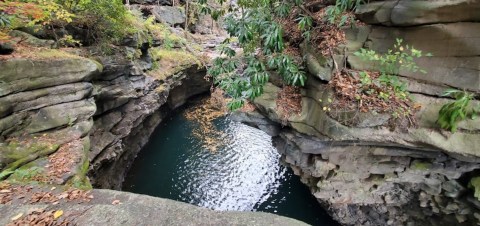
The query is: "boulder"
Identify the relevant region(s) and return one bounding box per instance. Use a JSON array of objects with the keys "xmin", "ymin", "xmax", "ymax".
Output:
[
  {"xmin": 191, "ymin": 14, "xmax": 227, "ymax": 35},
  {"xmin": 301, "ymin": 42, "xmax": 333, "ymax": 82},
  {"xmin": 9, "ymin": 30, "xmax": 55, "ymax": 48},
  {"xmin": 355, "ymin": 1, "xmax": 397, "ymax": 25},
  {"xmin": 151, "ymin": 6, "xmax": 185, "ymax": 27},
  {"xmin": 17, "ymin": 26, "xmax": 49, "ymax": 39},
  {"xmin": 343, "ymin": 25, "xmax": 371, "ymax": 53}
]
